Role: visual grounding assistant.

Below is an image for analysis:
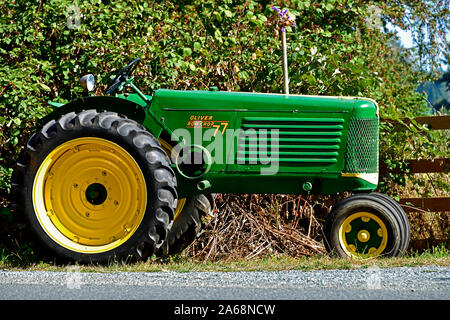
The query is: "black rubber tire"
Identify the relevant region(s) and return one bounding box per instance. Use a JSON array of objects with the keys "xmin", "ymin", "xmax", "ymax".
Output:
[
  {"xmin": 162, "ymin": 194, "xmax": 212, "ymax": 255},
  {"xmin": 324, "ymin": 193, "xmax": 408, "ymax": 259},
  {"xmin": 370, "ymin": 192, "xmax": 410, "ymax": 255},
  {"xmin": 11, "ymin": 110, "xmax": 177, "ymax": 264}
]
